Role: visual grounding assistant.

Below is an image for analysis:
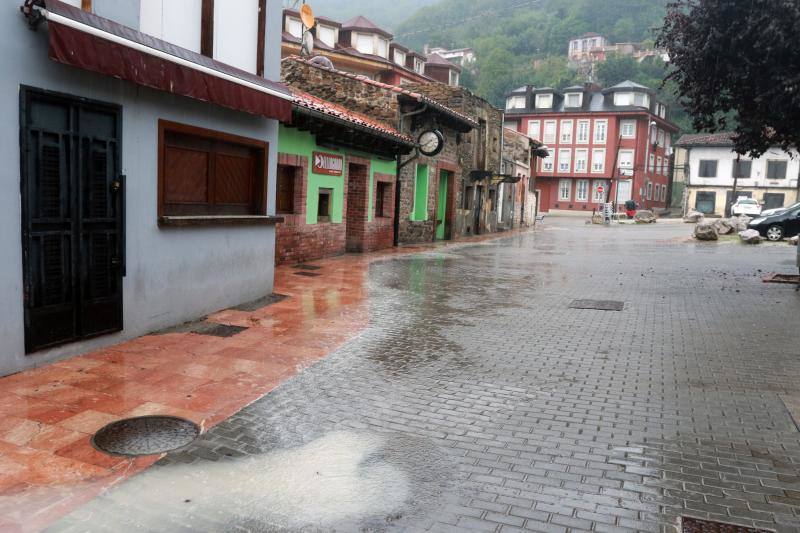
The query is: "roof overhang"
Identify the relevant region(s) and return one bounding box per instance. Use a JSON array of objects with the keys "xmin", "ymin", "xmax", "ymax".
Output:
[{"xmin": 25, "ymin": 0, "xmax": 292, "ymax": 123}]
